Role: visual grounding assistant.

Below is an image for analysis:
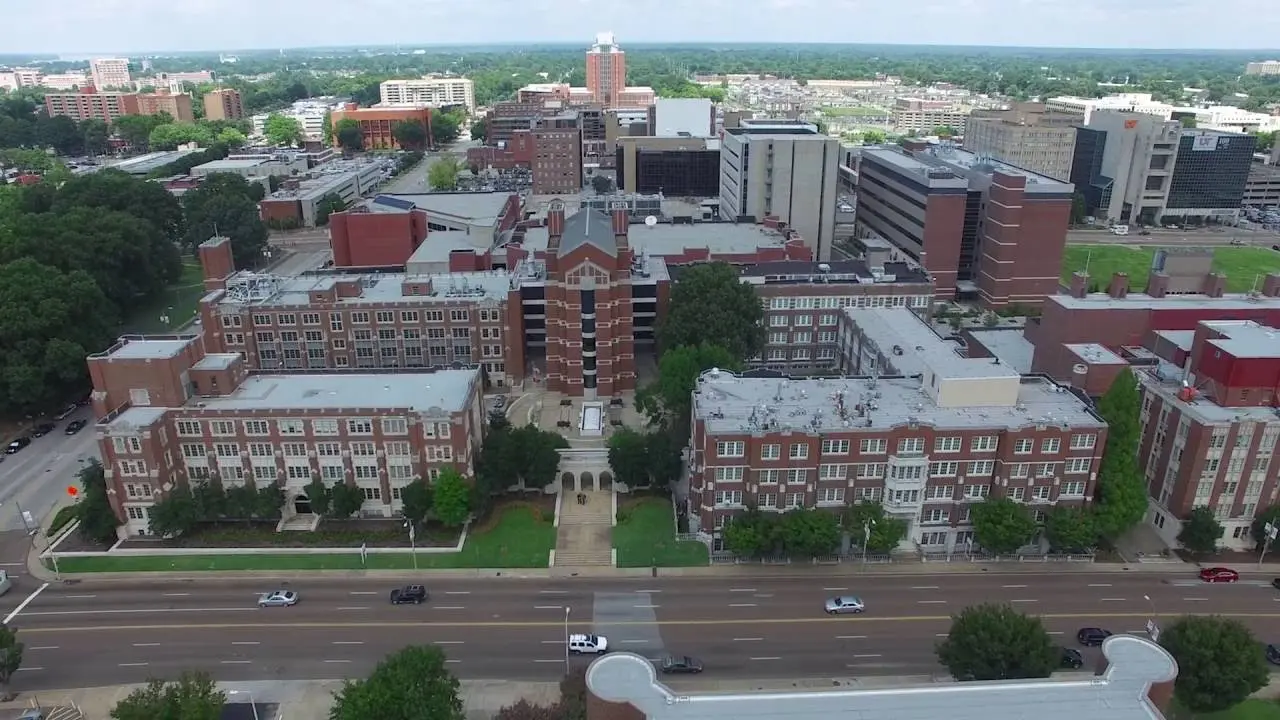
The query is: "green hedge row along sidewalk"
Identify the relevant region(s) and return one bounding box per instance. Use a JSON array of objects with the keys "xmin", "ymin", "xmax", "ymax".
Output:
[
  {"xmin": 1168, "ymin": 699, "xmax": 1280, "ymax": 720},
  {"xmin": 612, "ymin": 497, "xmax": 709, "ymax": 568},
  {"xmin": 48, "ymin": 506, "xmax": 555, "ymax": 573}
]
